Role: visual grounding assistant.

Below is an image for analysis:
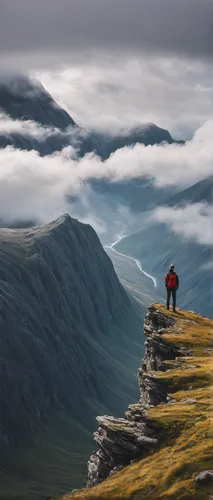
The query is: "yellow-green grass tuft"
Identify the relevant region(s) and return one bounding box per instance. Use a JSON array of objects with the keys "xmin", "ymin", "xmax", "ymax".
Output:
[{"xmin": 60, "ymin": 306, "xmax": 213, "ymax": 500}]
